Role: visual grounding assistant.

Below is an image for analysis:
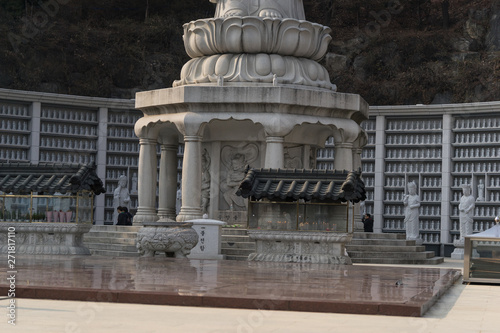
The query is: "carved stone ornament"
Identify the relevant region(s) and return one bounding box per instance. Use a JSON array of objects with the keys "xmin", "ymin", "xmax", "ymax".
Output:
[
  {"xmin": 183, "ymin": 17, "xmax": 331, "ymax": 61},
  {"xmin": 174, "ymin": 54, "xmax": 336, "ymax": 90},
  {"xmin": 247, "ymin": 230, "xmax": 353, "ymax": 264},
  {"xmin": 136, "ymin": 222, "xmax": 199, "ymax": 258},
  {"xmin": 175, "ymin": 0, "xmax": 335, "ymax": 90},
  {"xmin": 220, "ymin": 143, "xmax": 259, "ymax": 210},
  {"xmin": 0, "ymin": 223, "xmax": 92, "ymax": 255}
]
